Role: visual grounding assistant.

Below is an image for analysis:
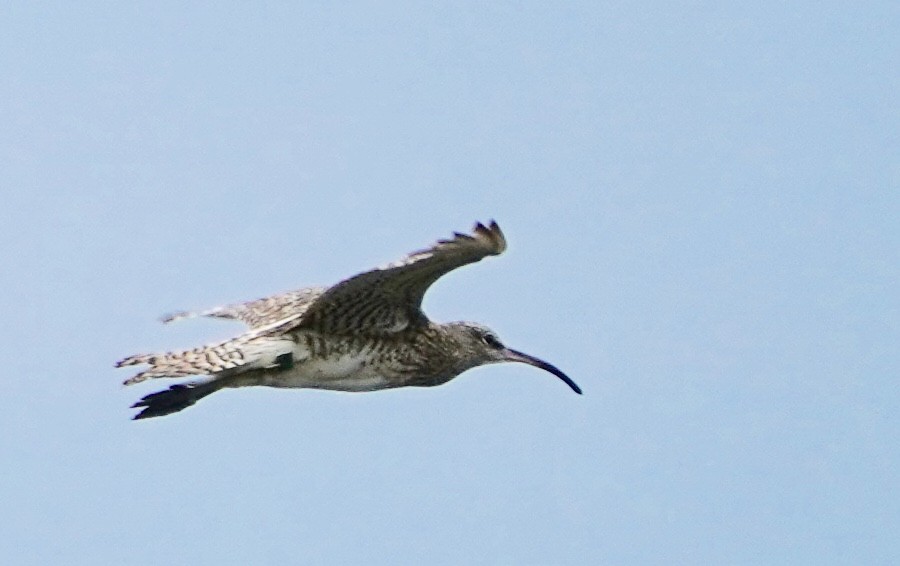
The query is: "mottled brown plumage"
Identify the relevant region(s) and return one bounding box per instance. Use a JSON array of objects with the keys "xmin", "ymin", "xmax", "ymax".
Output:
[
  {"xmin": 117, "ymin": 221, "xmax": 580, "ymax": 419},
  {"xmin": 160, "ymin": 286, "xmax": 326, "ymax": 329}
]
